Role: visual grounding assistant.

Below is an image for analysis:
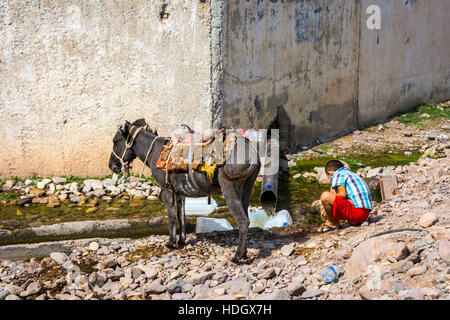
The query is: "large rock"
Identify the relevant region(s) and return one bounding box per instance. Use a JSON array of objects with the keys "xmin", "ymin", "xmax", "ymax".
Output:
[
  {"xmin": 280, "ymin": 244, "xmax": 294, "ymax": 257},
  {"xmin": 4, "ymin": 284, "xmax": 22, "ymax": 296},
  {"xmin": 315, "ymin": 168, "xmax": 330, "ymax": 185},
  {"xmin": 419, "ymin": 213, "xmax": 439, "ymax": 228},
  {"xmin": 301, "ymin": 289, "xmax": 324, "ymax": 299},
  {"xmin": 2, "ymin": 180, "xmax": 15, "ymax": 190},
  {"xmin": 437, "ymin": 240, "xmax": 450, "ymax": 264},
  {"xmin": 69, "ymin": 182, "xmax": 80, "ymax": 193},
  {"xmin": 257, "ymin": 268, "xmax": 276, "ymax": 280},
  {"xmin": 344, "ymin": 235, "xmax": 410, "ymax": 280},
  {"xmin": 189, "ymin": 272, "xmax": 215, "ymax": 286},
  {"xmin": 138, "ymin": 265, "xmax": 158, "ymax": 280},
  {"xmin": 19, "ymin": 282, "xmax": 41, "ymax": 297},
  {"xmin": 145, "ymin": 278, "xmax": 166, "ymax": 294},
  {"xmin": 287, "ymin": 275, "xmax": 306, "ymax": 296},
  {"xmin": 52, "ymin": 177, "xmax": 67, "ymax": 184},
  {"xmin": 255, "ymin": 289, "xmax": 291, "ymax": 300},
  {"xmin": 215, "ymin": 277, "xmax": 252, "ymax": 297},
  {"xmin": 366, "ymin": 167, "xmax": 383, "ymax": 179}
]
